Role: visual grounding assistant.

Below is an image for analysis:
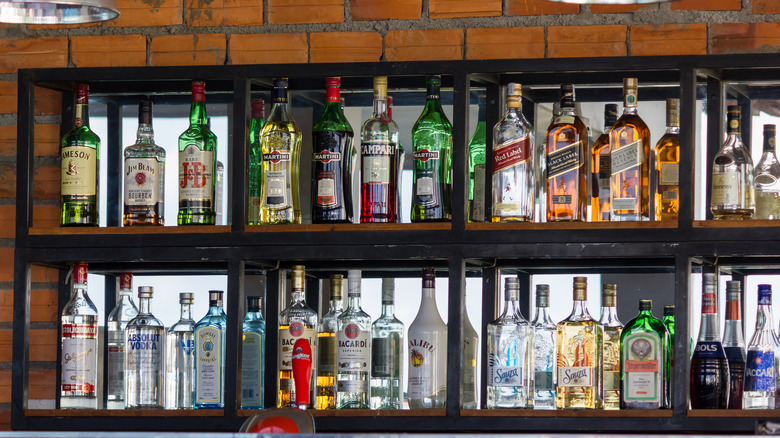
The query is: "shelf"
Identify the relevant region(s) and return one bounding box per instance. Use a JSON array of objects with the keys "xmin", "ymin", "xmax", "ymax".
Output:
[
  {"xmin": 29, "ymin": 225, "xmax": 231, "ymax": 235},
  {"xmin": 688, "ymin": 409, "xmax": 780, "ymax": 417},
  {"xmin": 693, "ymin": 220, "xmax": 780, "ymax": 228},
  {"xmin": 459, "ymin": 409, "xmax": 674, "ymax": 417},
  {"xmin": 245, "ymin": 223, "xmax": 452, "ymax": 232},
  {"xmin": 237, "ymin": 409, "xmax": 446, "ymax": 417},
  {"xmin": 24, "ymin": 409, "xmax": 224, "ymax": 417},
  {"xmin": 465, "ymin": 221, "xmax": 678, "ymax": 231}
]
